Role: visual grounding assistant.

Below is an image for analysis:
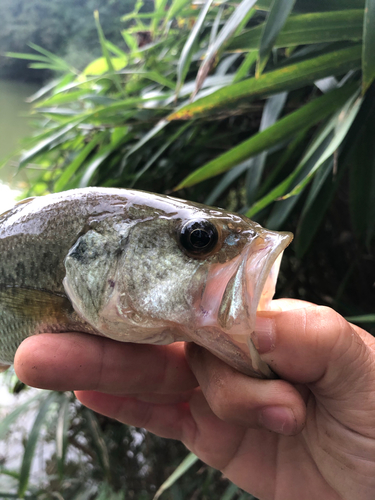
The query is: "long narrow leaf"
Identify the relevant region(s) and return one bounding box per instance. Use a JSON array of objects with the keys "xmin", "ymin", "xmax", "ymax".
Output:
[
  {"xmin": 176, "ymin": 0, "xmax": 214, "ymax": 94},
  {"xmin": 362, "ymin": 0, "xmax": 375, "ymax": 92},
  {"xmin": 281, "ymin": 91, "xmax": 362, "ymax": 199},
  {"xmin": 0, "ymin": 393, "xmax": 45, "ymax": 440},
  {"xmin": 175, "ymin": 83, "xmax": 356, "ymax": 189},
  {"xmin": 256, "ymin": 0, "xmax": 365, "ymax": 11},
  {"xmin": 153, "ymin": 453, "xmax": 199, "ymax": 500},
  {"xmin": 229, "ymin": 11, "xmax": 364, "ymax": 51},
  {"xmin": 18, "ymin": 392, "xmax": 60, "ymax": 497},
  {"xmin": 245, "ymin": 91, "xmax": 287, "ymax": 205},
  {"xmin": 193, "ymin": 0, "xmax": 257, "ymax": 97},
  {"xmin": 246, "ymin": 87, "xmax": 360, "ymax": 217},
  {"xmin": 56, "ymin": 395, "xmax": 70, "ymax": 478},
  {"xmin": 258, "ymin": 0, "xmax": 296, "ymax": 75},
  {"xmin": 55, "ymin": 134, "xmax": 104, "ymax": 192},
  {"xmin": 169, "ymin": 45, "xmax": 362, "ymax": 119},
  {"xmin": 94, "ymin": 11, "xmax": 123, "ymax": 95}
]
